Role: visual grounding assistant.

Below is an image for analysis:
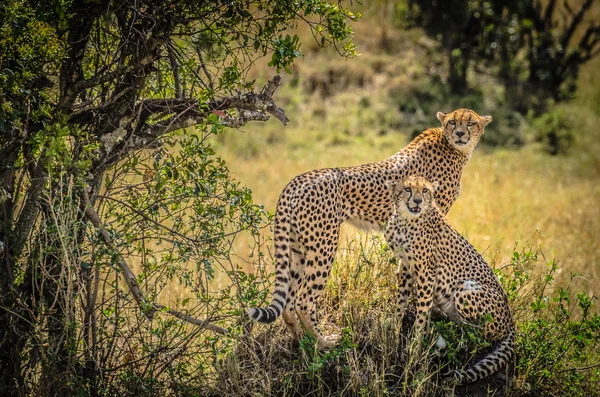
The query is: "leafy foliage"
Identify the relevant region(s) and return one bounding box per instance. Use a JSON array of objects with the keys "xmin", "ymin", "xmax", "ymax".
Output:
[
  {"xmin": 510, "ymin": 251, "xmax": 600, "ymax": 396},
  {"xmin": 0, "ymin": 0, "xmax": 358, "ymax": 395}
]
